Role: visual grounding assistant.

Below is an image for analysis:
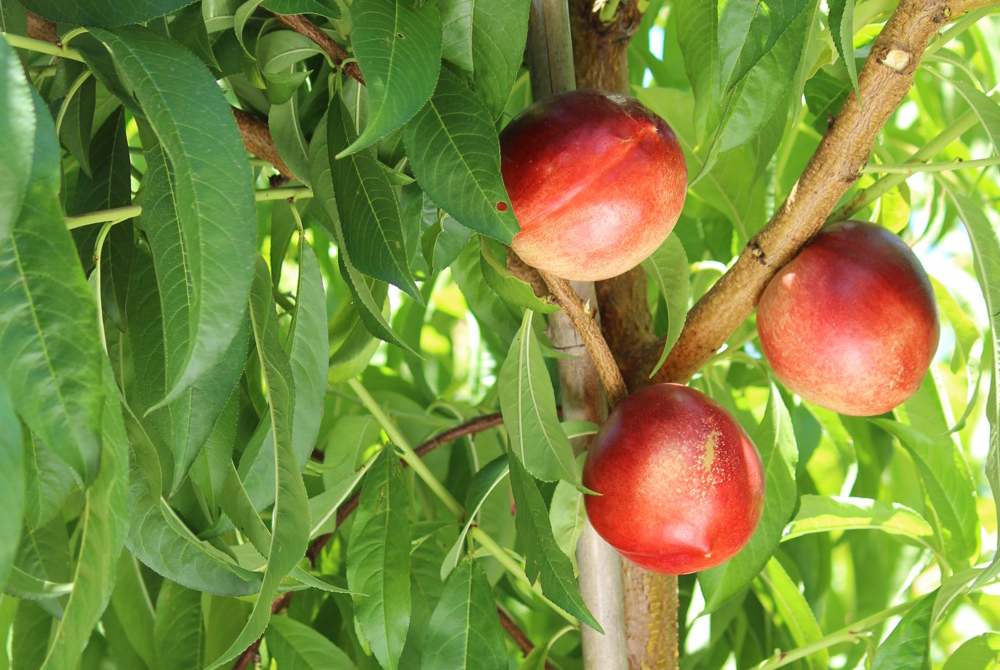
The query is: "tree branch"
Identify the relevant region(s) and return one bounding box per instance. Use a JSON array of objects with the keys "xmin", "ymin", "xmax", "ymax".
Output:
[
  {"xmin": 497, "ymin": 607, "xmax": 557, "ymax": 670},
  {"xmin": 269, "ymin": 12, "xmax": 365, "ymax": 85},
  {"xmin": 231, "ymin": 107, "xmax": 296, "ymax": 181},
  {"xmin": 649, "ymin": 0, "xmax": 980, "ymax": 386}
]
